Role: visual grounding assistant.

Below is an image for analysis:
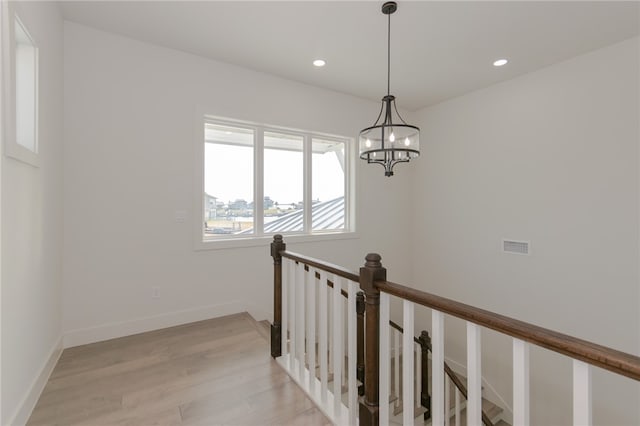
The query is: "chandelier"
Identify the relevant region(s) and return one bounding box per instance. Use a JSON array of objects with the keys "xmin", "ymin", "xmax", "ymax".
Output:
[{"xmin": 359, "ymin": 1, "xmax": 420, "ymax": 177}]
